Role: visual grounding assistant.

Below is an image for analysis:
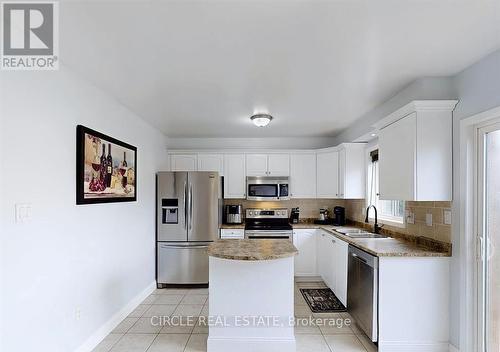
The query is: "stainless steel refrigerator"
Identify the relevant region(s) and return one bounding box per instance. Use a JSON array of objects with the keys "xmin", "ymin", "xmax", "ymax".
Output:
[{"xmin": 156, "ymin": 171, "xmax": 222, "ymax": 286}]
